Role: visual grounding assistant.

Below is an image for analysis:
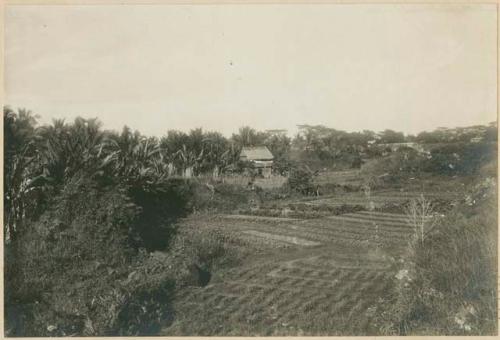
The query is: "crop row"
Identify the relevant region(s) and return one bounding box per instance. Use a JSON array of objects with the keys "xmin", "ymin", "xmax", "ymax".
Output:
[
  {"xmin": 168, "ymin": 246, "xmax": 394, "ymax": 336},
  {"xmin": 215, "ymin": 216, "xmax": 415, "ymax": 245}
]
